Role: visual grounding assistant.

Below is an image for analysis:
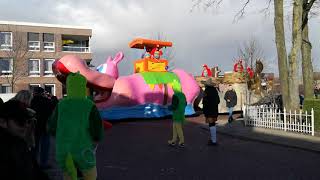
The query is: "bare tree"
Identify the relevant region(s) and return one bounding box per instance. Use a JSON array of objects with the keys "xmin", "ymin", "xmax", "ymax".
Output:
[
  {"xmin": 301, "ymin": 0, "xmax": 319, "ymax": 99},
  {"xmin": 192, "ymin": 0, "xmax": 319, "ymax": 110},
  {"xmin": 238, "ymin": 38, "xmax": 265, "ymax": 70},
  {"xmin": 314, "ymin": 59, "xmax": 320, "ymax": 72},
  {"xmin": 0, "ymin": 25, "xmax": 34, "ymax": 92},
  {"xmin": 191, "ymin": 0, "xmax": 252, "ymax": 22},
  {"xmin": 273, "ymin": 0, "xmax": 290, "ymax": 110},
  {"xmin": 238, "ymin": 38, "xmax": 271, "ymax": 104},
  {"xmin": 287, "ymin": 0, "xmax": 303, "ymax": 111}
]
